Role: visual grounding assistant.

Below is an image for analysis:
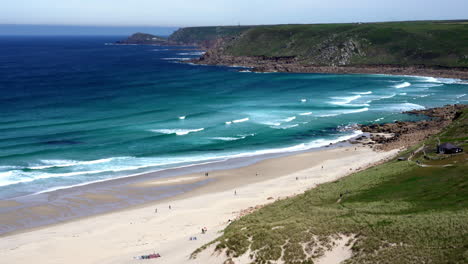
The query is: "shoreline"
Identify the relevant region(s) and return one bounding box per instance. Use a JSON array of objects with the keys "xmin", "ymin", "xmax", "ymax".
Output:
[
  {"xmin": 0, "ymin": 137, "xmax": 355, "ymax": 237},
  {"xmin": 0, "ymin": 143, "xmax": 400, "ymax": 264},
  {"xmin": 191, "ymin": 55, "xmax": 468, "ymax": 80},
  {"xmin": 1, "ymin": 104, "xmax": 465, "ymax": 263}
]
